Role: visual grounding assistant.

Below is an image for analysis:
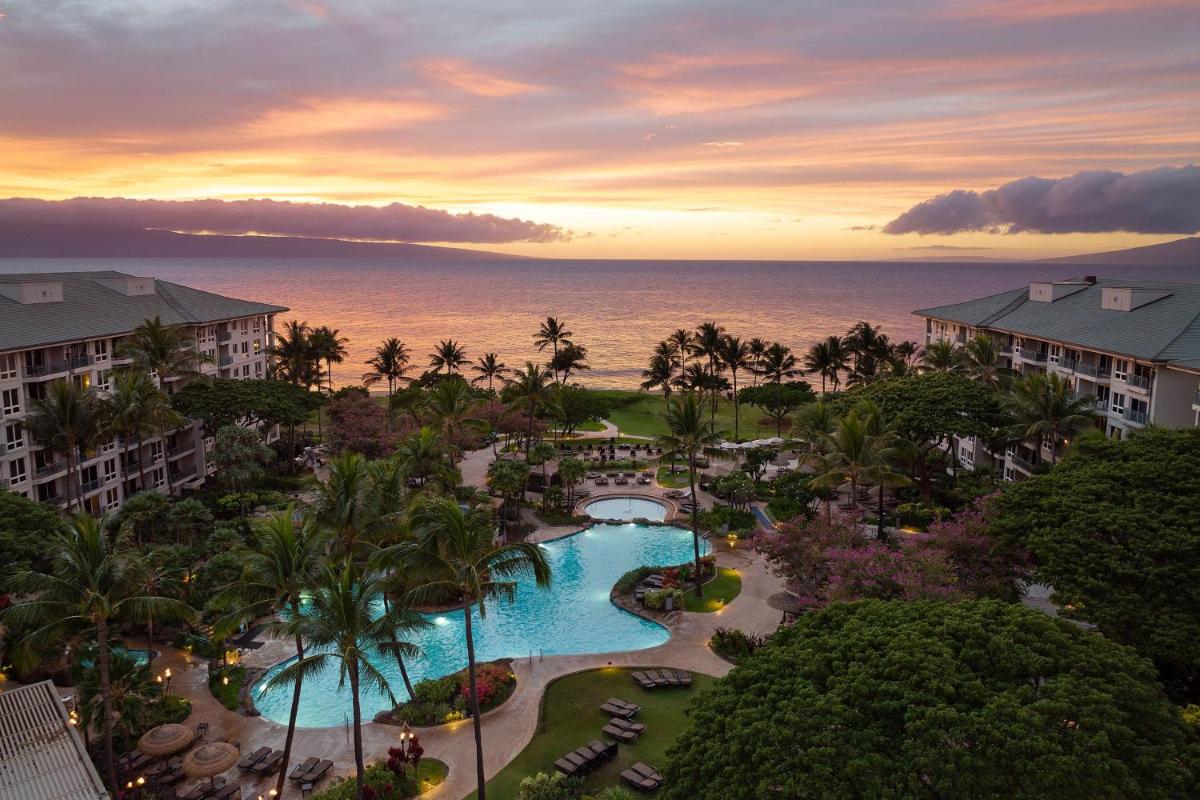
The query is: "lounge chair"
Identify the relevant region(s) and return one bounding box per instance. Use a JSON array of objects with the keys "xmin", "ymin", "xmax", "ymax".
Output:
[
  {"xmin": 603, "ymin": 723, "xmax": 639, "ymax": 741},
  {"xmin": 600, "ymin": 698, "xmax": 640, "ymax": 718},
  {"xmin": 621, "ymin": 768, "xmax": 661, "ymax": 792},
  {"xmin": 644, "ymin": 669, "xmax": 675, "ymax": 686},
  {"xmin": 213, "ymin": 784, "xmax": 241, "ymax": 800},
  {"xmin": 633, "ymin": 763, "xmax": 665, "ymax": 782},
  {"xmin": 630, "ymin": 671, "xmax": 659, "ymax": 689},
  {"xmin": 299, "ymin": 759, "xmax": 333, "ymax": 784},
  {"xmin": 642, "ymin": 574, "xmax": 665, "ymax": 587},
  {"xmin": 288, "ymin": 757, "xmax": 319, "ymax": 782},
  {"xmin": 554, "ymin": 757, "xmax": 584, "ymax": 776},
  {"xmin": 609, "ymin": 717, "xmax": 647, "ymax": 733},
  {"xmin": 251, "ymin": 750, "xmax": 285, "ymax": 774},
  {"xmin": 671, "ymin": 669, "xmax": 693, "ymax": 686},
  {"xmin": 237, "ymin": 746, "xmax": 271, "ymax": 770},
  {"xmin": 584, "ymin": 739, "xmax": 618, "ymax": 762}
]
